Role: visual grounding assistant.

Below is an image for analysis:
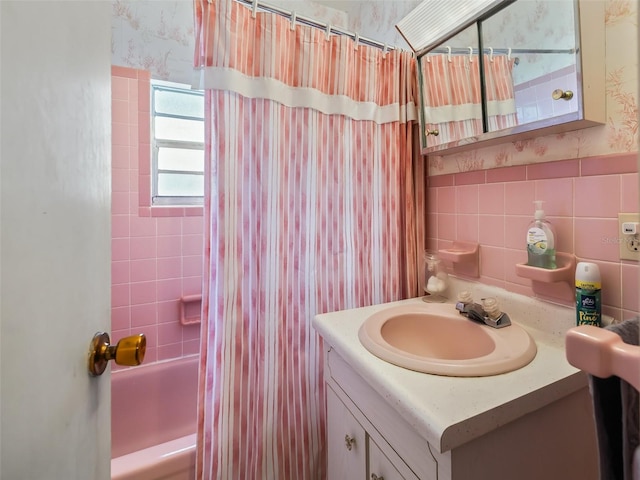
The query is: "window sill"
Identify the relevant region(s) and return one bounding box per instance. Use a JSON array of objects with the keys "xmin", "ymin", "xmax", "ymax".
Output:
[{"xmin": 139, "ymin": 206, "xmax": 204, "ymax": 218}]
